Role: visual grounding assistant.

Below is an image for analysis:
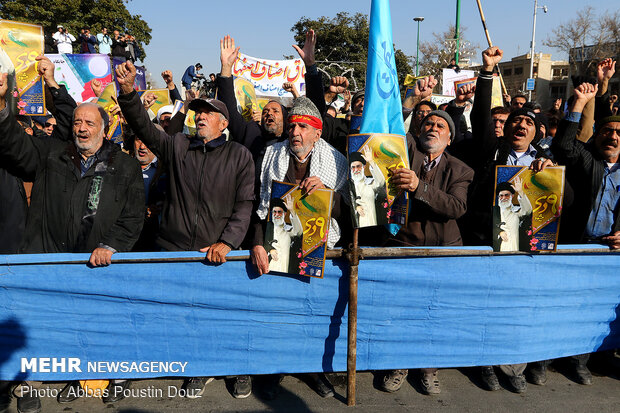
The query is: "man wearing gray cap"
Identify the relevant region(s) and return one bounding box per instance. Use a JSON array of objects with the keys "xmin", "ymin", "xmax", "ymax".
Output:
[
  {"xmin": 382, "ymin": 109, "xmax": 474, "ymax": 395},
  {"xmin": 116, "ymin": 60, "xmax": 254, "ymax": 260}
]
